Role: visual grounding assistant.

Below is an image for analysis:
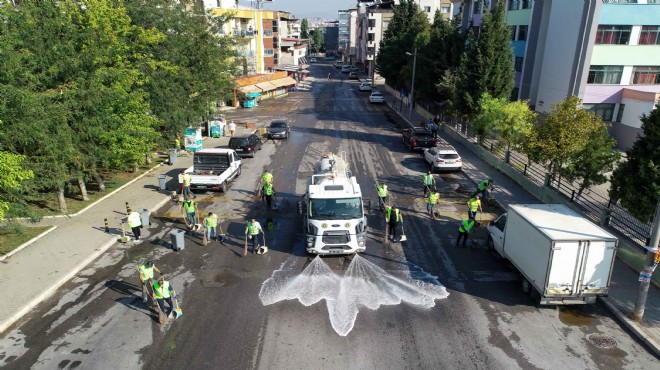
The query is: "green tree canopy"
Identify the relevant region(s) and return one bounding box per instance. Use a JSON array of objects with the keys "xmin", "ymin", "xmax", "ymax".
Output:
[
  {"xmin": 301, "ymin": 19, "xmax": 309, "ymax": 39},
  {"xmin": 610, "ymin": 107, "xmax": 660, "ymax": 221},
  {"xmin": 473, "ymin": 93, "xmax": 534, "ymax": 148}
]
